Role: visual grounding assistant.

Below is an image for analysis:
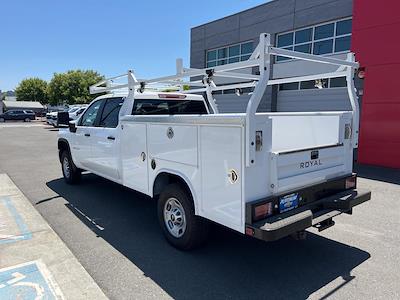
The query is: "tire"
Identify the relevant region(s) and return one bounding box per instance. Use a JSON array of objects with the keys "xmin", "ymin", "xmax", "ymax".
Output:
[
  {"xmin": 158, "ymin": 183, "xmax": 209, "ymax": 250},
  {"xmin": 61, "ymin": 150, "xmax": 81, "ymax": 184},
  {"xmin": 24, "ymin": 118, "xmax": 31, "ymax": 122},
  {"xmin": 0, "ymin": 118, "xmax": 4, "ymax": 123}
]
